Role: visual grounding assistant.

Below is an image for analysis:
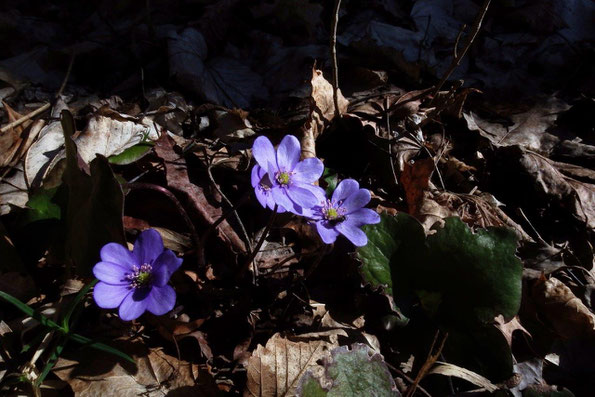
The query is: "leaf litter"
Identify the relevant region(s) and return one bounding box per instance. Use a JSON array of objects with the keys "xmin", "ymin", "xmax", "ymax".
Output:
[{"xmin": 0, "ymin": 0, "xmax": 593, "ymax": 396}]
